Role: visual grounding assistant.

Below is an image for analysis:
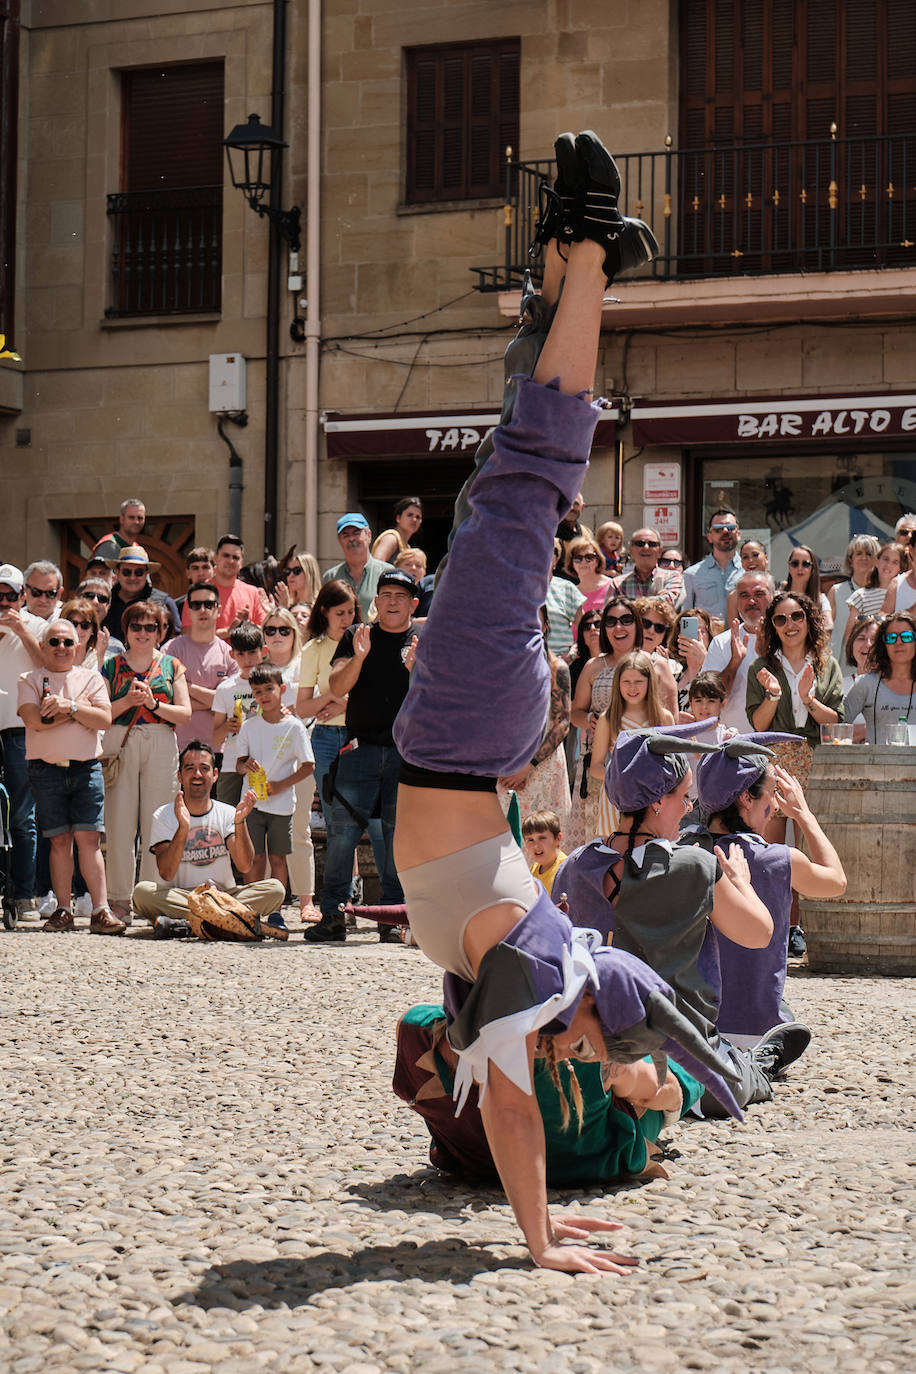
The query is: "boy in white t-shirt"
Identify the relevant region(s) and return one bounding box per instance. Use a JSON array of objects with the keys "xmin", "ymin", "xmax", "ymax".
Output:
[
  {"xmin": 212, "ymin": 623, "xmax": 266, "ymax": 806},
  {"xmin": 235, "ymin": 664, "xmax": 313, "ymax": 893}
]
